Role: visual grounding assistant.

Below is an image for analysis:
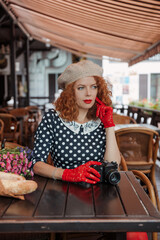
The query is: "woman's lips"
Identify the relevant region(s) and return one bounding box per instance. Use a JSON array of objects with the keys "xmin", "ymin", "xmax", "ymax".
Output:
[{"xmin": 84, "ymin": 100, "xmax": 92, "ymax": 104}]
